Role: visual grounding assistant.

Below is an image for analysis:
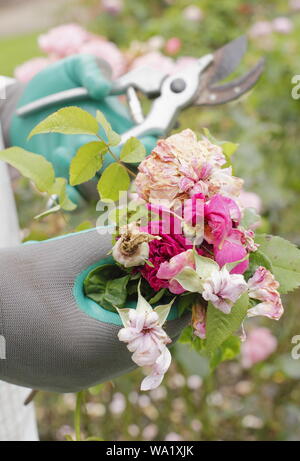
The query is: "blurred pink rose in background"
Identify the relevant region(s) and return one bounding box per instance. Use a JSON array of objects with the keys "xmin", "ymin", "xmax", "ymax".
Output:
[
  {"xmin": 249, "ymin": 21, "xmax": 273, "ymax": 38},
  {"xmin": 79, "ymin": 38, "xmax": 126, "ymax": 77},
  {"xmin": 239, "ymin": 190, "xmax": 262, "ymax": 214},
  {"xmin": 102, "ymin": 0, "xmax": 123, "ymax": 15},
  {"xmin": 241, "ymin": 327, "xmax": 277, "ymax": 368},
  {"xmin": 272, "ymin": 17, "xmax": 294, "ymax": 35},
  {"xmin": 165, "ymin": 37, "xmax": 182, "ymax": 55},
  {"xmin": 14, "ymin": 57, "xmax": 53, "ymax": 83},
  {"xmin": 290, "ymin": 0, "xmax": 300, "ymax": 11},
  {"xmin": 38, "ymin": 23, "xmax": 90, "ymax": 57},
  {"xmin": 183, "ymin": 5, "xmax": 203, "ymax": 22},
  {"xmin": 131, "ymin": 51, "xmax": 175, "ymax": 75},
  {"xmin": 173, "ymin": 56, "xmax": 198, "ymax": 72}
]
